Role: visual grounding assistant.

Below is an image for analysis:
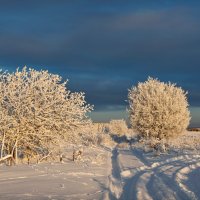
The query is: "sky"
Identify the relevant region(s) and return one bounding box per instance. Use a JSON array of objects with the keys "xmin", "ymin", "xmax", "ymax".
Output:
[{"xmin": 0, "ymin": 0, "xmax": 200, "ymax": 126}]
